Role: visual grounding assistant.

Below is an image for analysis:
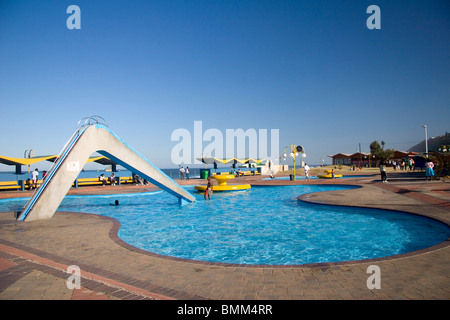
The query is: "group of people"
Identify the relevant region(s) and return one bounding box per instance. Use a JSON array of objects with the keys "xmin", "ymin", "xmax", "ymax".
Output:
[
  {"xmin": 133, "ymin": 174, "xmax": 149, "ymax": 185},
  {"xmin": 230, "ymin": 168, "xmax": 243, "ymax": 177},
  {"xmin": 380, "ymin": 158, "xmax": 435, "ymax": 182},
  {"xmin": 179, "ymin": 166, "xmax": 190, "ymax": 180},
  {"xmin": 391, "ymin": 158, "xmax": 415, "ymax": 171},
  {"xmin": 99, "ymin": 173, "xmax": 118, "ymax": 186}
]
